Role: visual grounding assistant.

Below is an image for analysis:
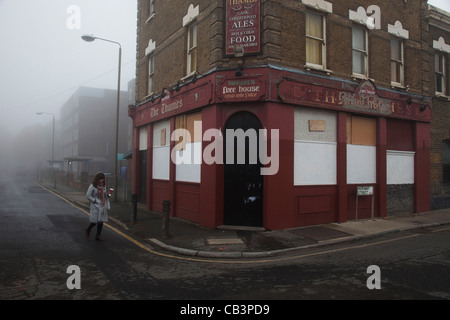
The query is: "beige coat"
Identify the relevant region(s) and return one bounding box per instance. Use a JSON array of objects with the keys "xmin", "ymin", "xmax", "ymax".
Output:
[{"xmin": 86, "ymin": 184, "xmax": 109, "ymax": 223}]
